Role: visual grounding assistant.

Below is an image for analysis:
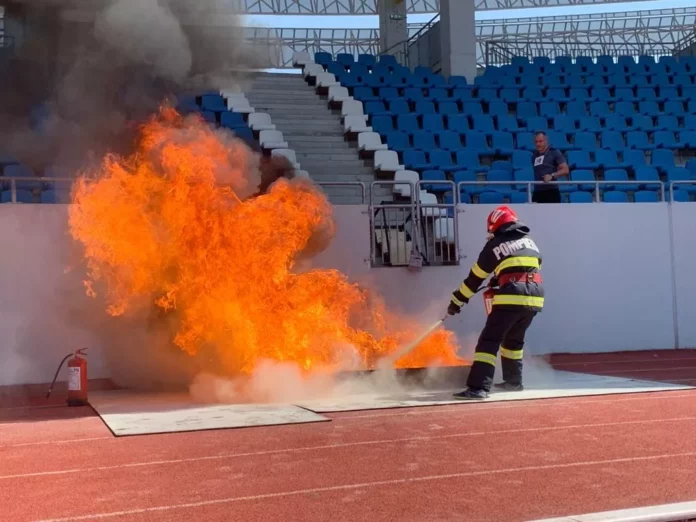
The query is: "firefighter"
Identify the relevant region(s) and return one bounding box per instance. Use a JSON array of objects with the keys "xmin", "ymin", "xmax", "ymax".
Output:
[{"xmin": 447, "ymin": 206, "xmax": 544, "ymax": 400}]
